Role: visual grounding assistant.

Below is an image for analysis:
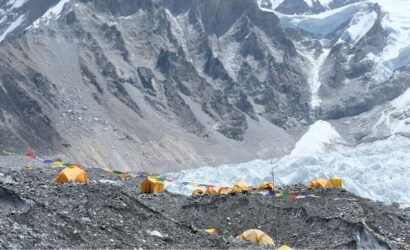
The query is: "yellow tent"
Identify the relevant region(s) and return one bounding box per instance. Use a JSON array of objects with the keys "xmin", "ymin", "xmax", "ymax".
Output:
[
  {"xmin": 231, "ymin": 182, "xmax": 251, "ymax": 193},
  {"xmin": 205, "ymin": 187, "xmax": 220, "ymax": 195},
  {"xmin": 329, "ymin": 178, "xmax": 342, "ymax": 188},
  {"xmin": 55, "ymin": 165, "xmax": 89, "ymax": 184},
  {"xmin": 236, "ymin": 229, "xmax": 275, "ymax": 246},
  {"xmin": 192, "ymin": 189, "xmax": 204, "ymax": 196},
  {"xmin": 278, "ymin": 245, "xmax": 293, "ymax": 250},
  {"xmin": 140, "ymin": 176, "xmax": 164, "ymax": 193},
  {"xmin": 308, "ymin": 178, "xmax": 332, "ymax": 189},
  {"xmin": 308, "ymin": 178, "xmax": 343, "ymax": 189},
  {"xmin": 218, "ymin": 187, "xmax": 232, "ymax": 195},
  {"xmin": 256, "ymin": 182, "xmax": 274, "ymax": 192}
]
